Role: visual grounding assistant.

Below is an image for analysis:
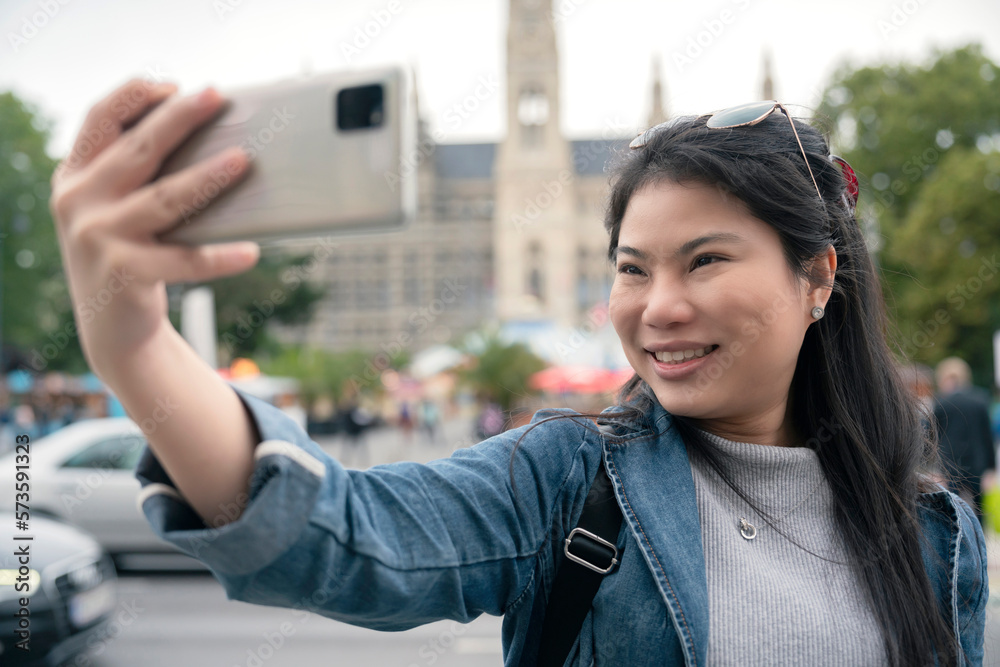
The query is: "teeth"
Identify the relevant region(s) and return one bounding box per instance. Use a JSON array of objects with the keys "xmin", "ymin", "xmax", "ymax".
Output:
[{"xmin": 653, "ymin": 345, "xmax": 715, "ymax": 364}]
